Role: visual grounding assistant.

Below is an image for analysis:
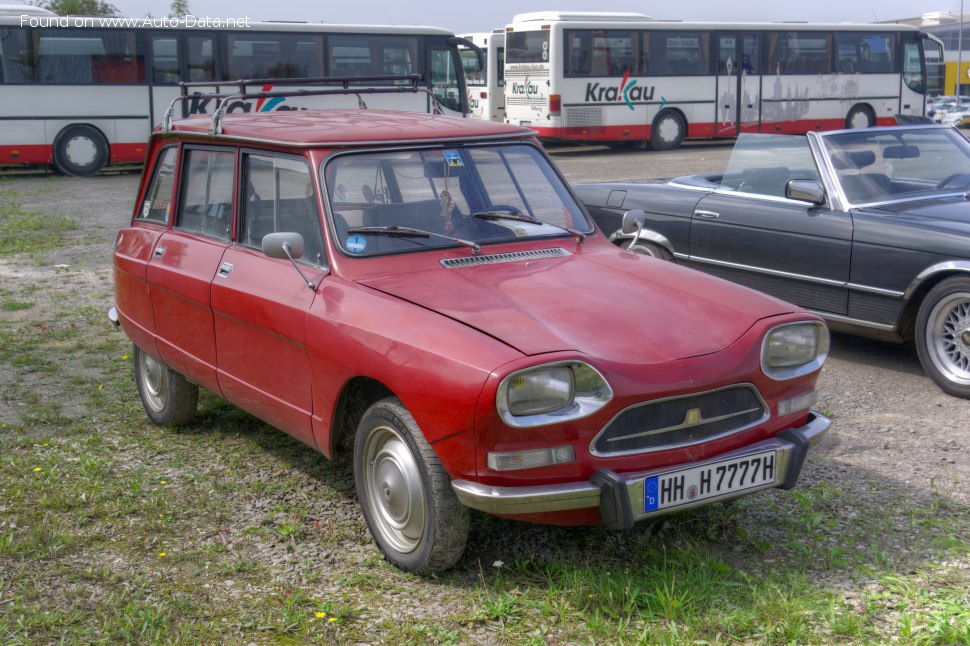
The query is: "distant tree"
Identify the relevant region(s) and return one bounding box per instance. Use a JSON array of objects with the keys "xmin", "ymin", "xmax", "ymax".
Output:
[
  {"xmin": 168, "ymin": 0, "xmax": 190, "ymax": 18},
  {"xmin": 34, "ymin": 0, "xmax": 118, "ymax": 16}
]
